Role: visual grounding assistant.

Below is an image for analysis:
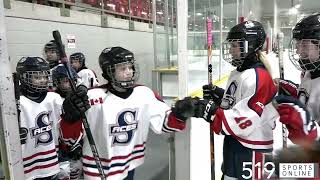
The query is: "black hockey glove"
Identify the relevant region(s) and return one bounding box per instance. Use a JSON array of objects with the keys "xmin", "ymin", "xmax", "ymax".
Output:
[
  {"xmin": 202, "ymin": 84, "xmax": 224, "ymax": 105},
  {"xmin": 172, "ymin": 97, "xmax": 218, "ymax": 122},
  {"xmin": 19, "ymin": 127, "xmax": 28, "ymax": 145},
  {"xmin": 62, "ymin": 85, "xmax": 90, "ymax": 123}
]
